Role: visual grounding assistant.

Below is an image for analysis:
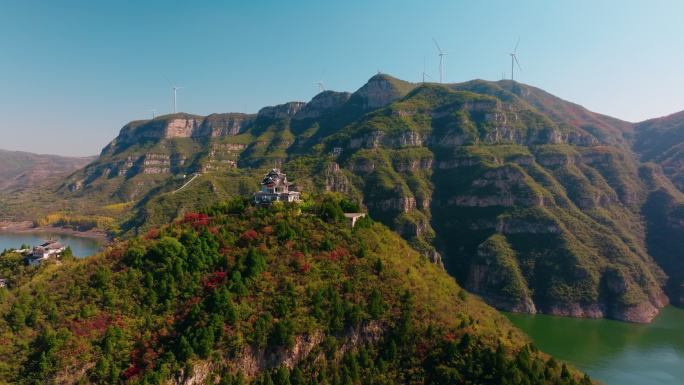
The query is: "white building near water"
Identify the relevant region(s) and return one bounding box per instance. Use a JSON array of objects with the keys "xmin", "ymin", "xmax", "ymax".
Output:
[
  {"xmin": 27, "ymin": 240, "xmax": 66, "ymax": 266},
  {"xmin": 253, "ymin": 169, "xmax": 301, "ymax": 205}
]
